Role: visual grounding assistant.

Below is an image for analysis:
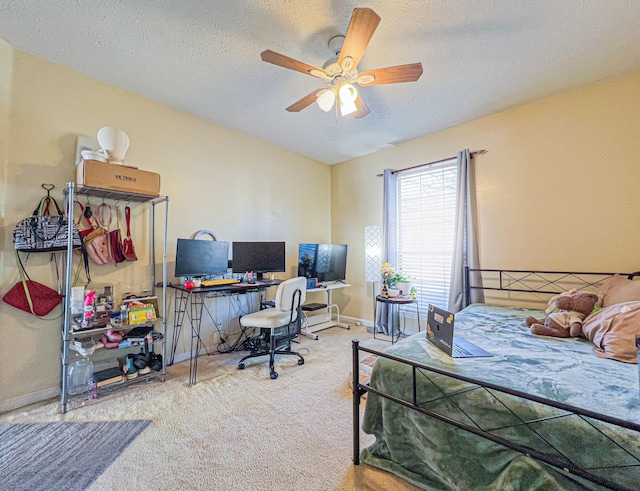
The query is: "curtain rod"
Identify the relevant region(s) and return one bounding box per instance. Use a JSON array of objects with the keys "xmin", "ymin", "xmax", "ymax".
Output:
[{"xmin": 376, "ymin": 150, "xmax": 487, "ymax": 177}]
